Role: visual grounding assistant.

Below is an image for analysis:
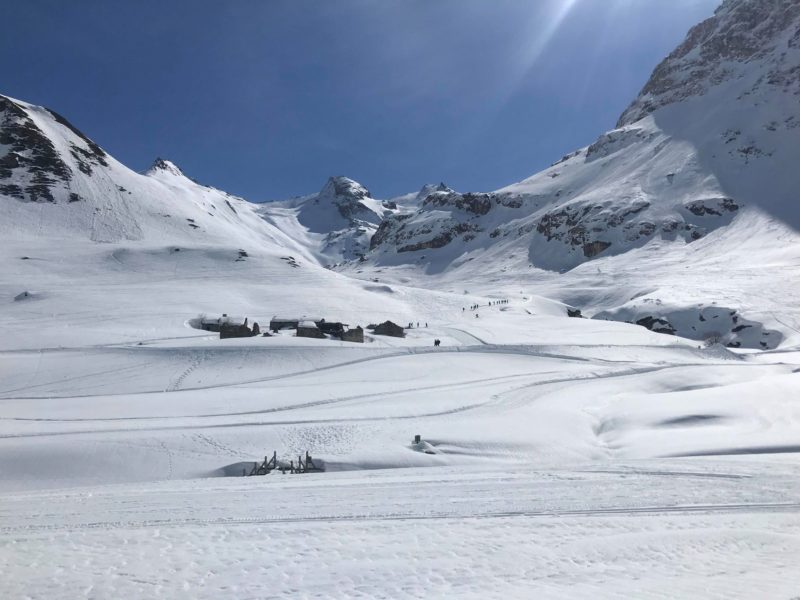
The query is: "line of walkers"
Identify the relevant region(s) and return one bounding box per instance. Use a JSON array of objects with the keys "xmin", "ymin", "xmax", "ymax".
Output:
[{"xmin": 463, "ymin": 298, "xmax": 509, "ymax": 312}]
